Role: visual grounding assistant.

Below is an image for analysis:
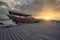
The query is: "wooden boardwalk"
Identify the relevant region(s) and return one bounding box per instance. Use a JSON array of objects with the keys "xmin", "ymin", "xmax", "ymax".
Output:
[{"xmin": 0, "ymin": 23, "xmax": 60, "ymax": 40}]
